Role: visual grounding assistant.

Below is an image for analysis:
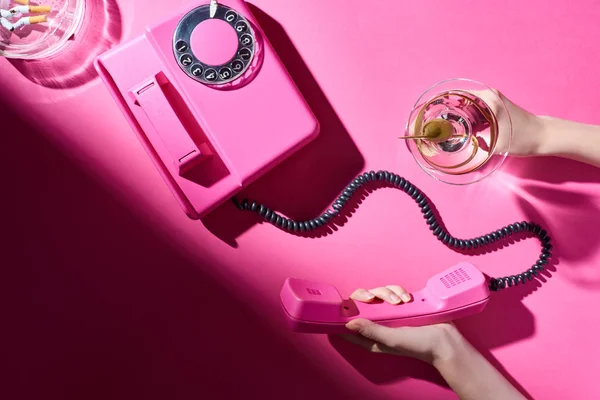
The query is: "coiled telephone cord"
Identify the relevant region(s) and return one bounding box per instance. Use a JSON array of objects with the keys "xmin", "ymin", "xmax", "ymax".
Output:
[{"xmin": 232, "ymin": 170, "xmax": 552, "ymax": 291}]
